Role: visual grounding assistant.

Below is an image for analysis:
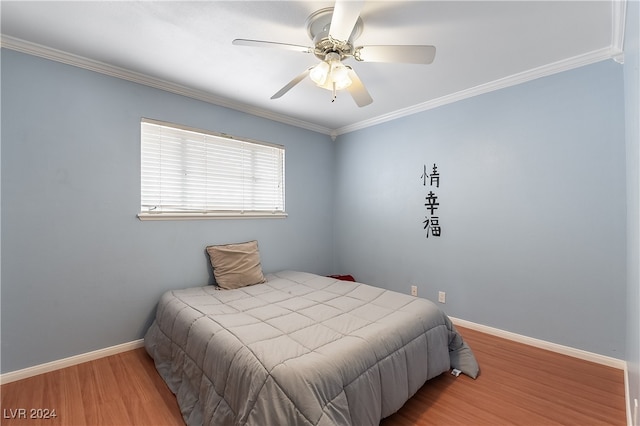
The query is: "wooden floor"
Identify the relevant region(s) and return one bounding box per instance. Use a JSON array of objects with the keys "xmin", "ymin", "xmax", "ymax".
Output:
[
  {"xmin": 382, "ymin": 327, "xmax": 626, "ymax": 426},
  {"xmin": 1, "ymin": 326, "xmax": 626, "ymax": 425}
]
